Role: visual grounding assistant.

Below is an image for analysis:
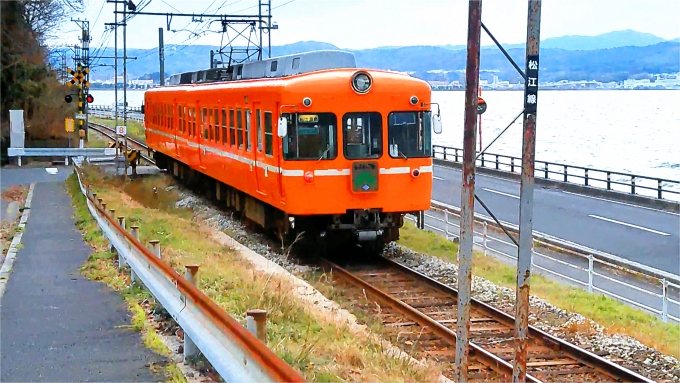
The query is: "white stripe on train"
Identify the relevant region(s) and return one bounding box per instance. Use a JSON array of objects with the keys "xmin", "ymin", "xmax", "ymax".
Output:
[{"xmin": 146, "ymin": 127, "xmax": 433, "ymax": 177}]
